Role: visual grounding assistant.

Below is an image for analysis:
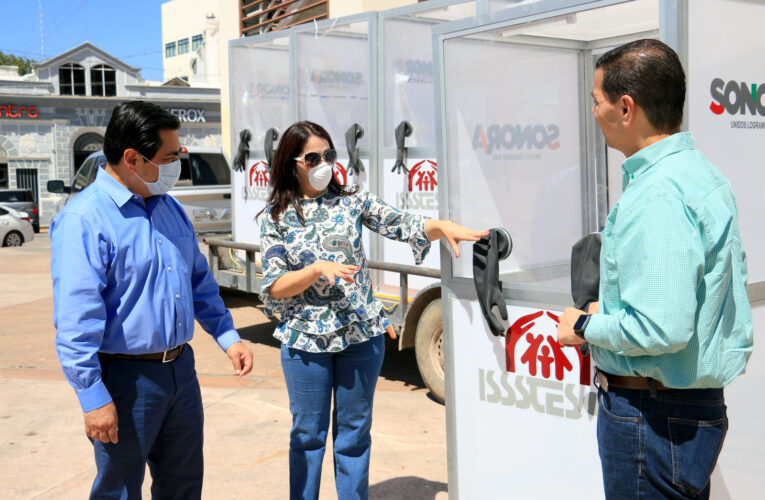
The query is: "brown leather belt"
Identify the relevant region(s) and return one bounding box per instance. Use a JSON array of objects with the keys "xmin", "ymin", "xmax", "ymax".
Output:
[
  {"xmin": 98, "ymin": 344, "xmax": 186, "ymax": 363},
  {"xmin": 597, "ymin": 370, "xmax": 669, "ymax": 392}
]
